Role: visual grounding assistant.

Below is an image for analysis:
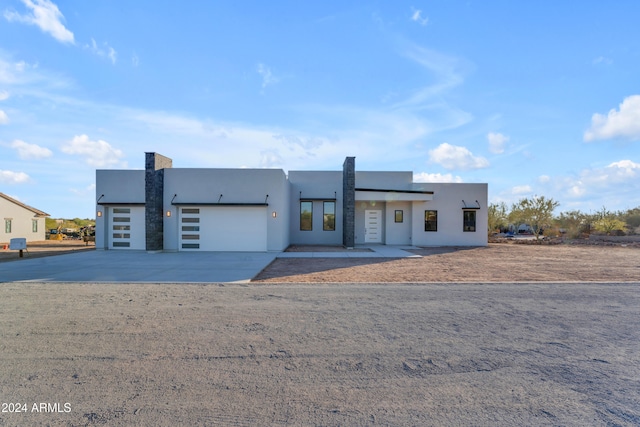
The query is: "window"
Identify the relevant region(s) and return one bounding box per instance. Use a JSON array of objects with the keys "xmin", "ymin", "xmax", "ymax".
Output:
[
  {"xmin": 113, "ymin": 217, "xmax": 131, "ymax": 222},
  {"xmin": 182, "ymin": 208, "xmax": 200, "ymax": 214},
  {"xmin": 323, "ymin": 201, "xmax": 335, "ymax": 231},
  {"xmin": 32, "ymin": 220, "xmax": 38, "ymax": 233},
  {"xmin": 113, "ymin": 208, "xmax": 130, "ymax": 214},
  {"xmin": 463, "ymin": 210, "xmax": 476, "ymax": 232},
  {"xmin": 5, "ymin": 219, "xmax": 11, "ymax": 234},
  {"xmin": 182, "ymin": 217, "xmax": 200, "ymax": 223},
  {"xmin": 424, "ymin": 210, "xmax": 437, "ymax": 232},
  {"xmin": 300, "ymin": 201, "xmax": 312, "ymax": 231},
  {"xmin": 395, "ymin": 210, "xmax": 403, "ymax": 223}
]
